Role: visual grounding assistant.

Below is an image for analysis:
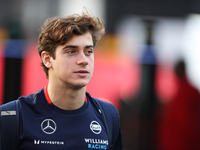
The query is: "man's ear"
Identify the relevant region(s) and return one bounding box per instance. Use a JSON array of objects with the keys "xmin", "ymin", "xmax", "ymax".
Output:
[{"xmin": 41, "ymin": 51, "xmax": 52, "ymax": 68}]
